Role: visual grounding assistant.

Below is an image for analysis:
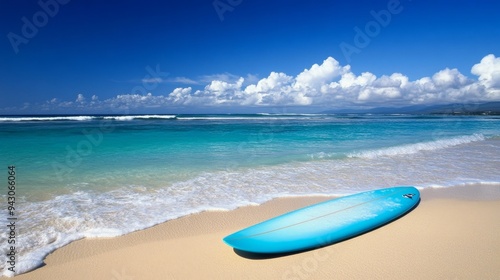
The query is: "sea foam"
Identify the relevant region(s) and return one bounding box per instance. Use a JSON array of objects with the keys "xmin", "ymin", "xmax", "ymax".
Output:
[
  {"xmin": 0, "ymin": 116, "xmax": 95, "ymax": 122},
  {"xmin": 103, "ymin": 115, "xmax": 176, "ymax": 121},
  {"xmin": 0, "ymin": 115, "xmax": 177, "ymax": 122},
  {"xmin": 347, "ymin": 134, "xmax": 485, "ymax": 159}
]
